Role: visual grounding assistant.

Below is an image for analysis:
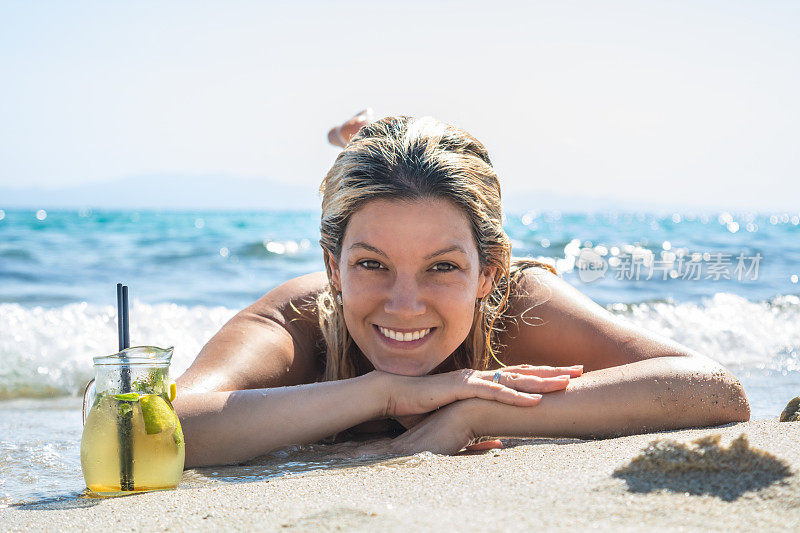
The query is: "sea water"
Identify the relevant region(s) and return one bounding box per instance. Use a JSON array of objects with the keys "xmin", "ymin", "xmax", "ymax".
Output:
[{"xmin": 1, "ymin": 207, "xmax": 798, "ymax": 506}]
